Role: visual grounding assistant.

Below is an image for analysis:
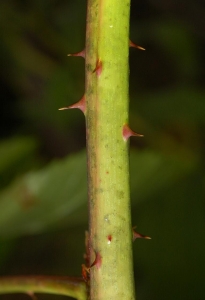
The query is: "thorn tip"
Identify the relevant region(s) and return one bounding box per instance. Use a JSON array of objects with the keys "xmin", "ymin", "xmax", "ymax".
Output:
[
  {"xmin": 132, "ymin": 226, "xmax": 151, "ymax": 241},
  {"xmin": 129, "ymin": 40, "xmax": 145, "ymax": 51},
  {"xmin": 67, "ymin": 49, "xmax": 85, "ymax": 58},
  {"xmin": 58, "ymin": 95, "xmax": 86, "ymax": 114}
]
